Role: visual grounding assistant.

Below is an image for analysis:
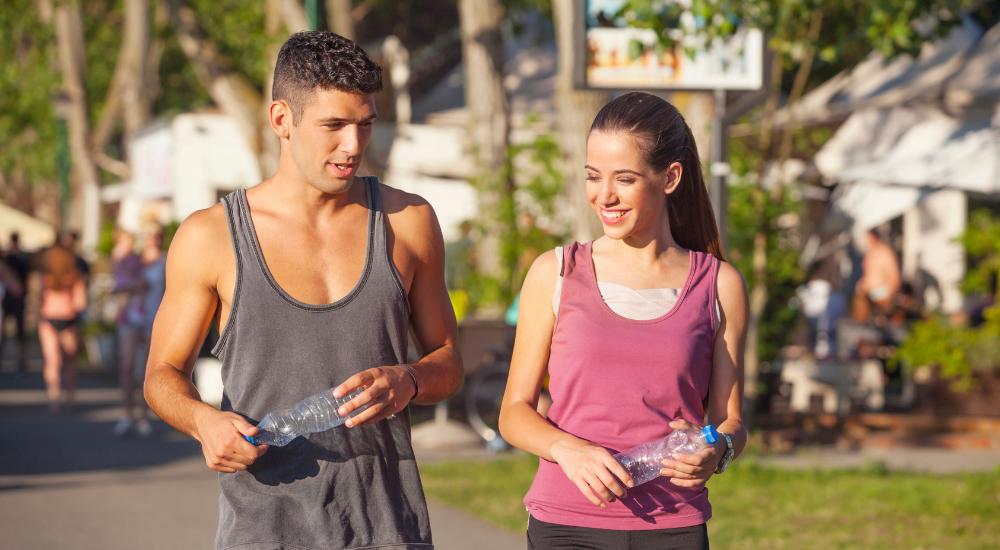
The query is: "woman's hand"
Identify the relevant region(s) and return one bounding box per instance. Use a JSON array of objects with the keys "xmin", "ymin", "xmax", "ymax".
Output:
[
  {"xmin": 550, "ymin": 437, "xmax": 634, "ymax": 507},
  {"xmin": 658, "ymin": 419, "xmax": 723, "ymax": 488}
]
